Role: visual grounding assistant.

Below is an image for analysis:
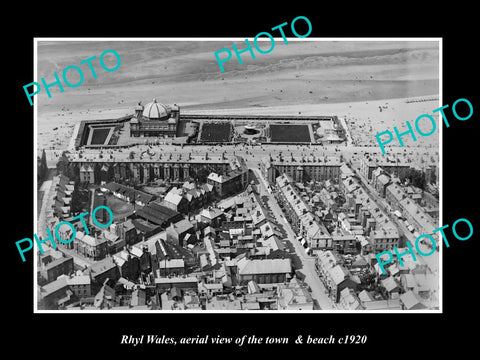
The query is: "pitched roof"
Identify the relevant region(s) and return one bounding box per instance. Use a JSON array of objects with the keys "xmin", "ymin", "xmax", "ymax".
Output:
[
  {"xmin": 362, "ymin": 299, "xmax": 402, "ymax": 310},
  {"xmin": 103, "ymin": 182, "xmax": 155, "ymax": 204},
  {"xmin": 200, "ymin": 208, "xmax": 224, "ymax": 219},
  {"xmin": 89, "ymin": 257, "xmax": 117, "ymax": 276},
  {"xmin": 42, "ymin": 256, "xmax": 73, "ymax": 270},
  {"xmin": 377, "ymin": 174, "xmax": 390, "ymax": 185},
  {"xmin": 132, "ymin": 219, "xmax": 158, "ymax": 233},
  {"xmin": 237, "ymin": 258, "xmax": 291, "ymax": 275},
  {"xmin": 136, "ymin": 202, "xmax": 181, "ymax": 225},
  {"xmin": 158, "ymin": 259, "xmax": 185, "ymax": 269},
  {"xmin": 358, "ymin": 290, "xmax": 374, "ymax": 302},
  {"xmin": 76, "ymin": 231, "xmax": 107, "ymax": 247},
  {"xmin": 164, "ymin": 191, "xmax": 184, "ymax": 206},
  {"xmin": 207, "ymin": 172, "xmax": 224, "ymax": 183},
  {"xmin": 329, "ymin": 265, "xmax": 350, "ymax": 285},
  {"xmin": 66, "ymin": 275, "xmax": 91, "ymax": 286},
  {"xmin": 172, "ymin": 219, "xmax": 194, "ymax": 234},
  {"xmin": 399, "ymin": 290, "xmax": 428, "ymax": 310},
  {"xmin": 340, "ymin": 287, "xmax": 363, "ymax": 310},
  {"xmin": 40, "ymin": 276, "xmax": 69, "ymax": 297},
  {"xmin": 200, "ymin": 183, "xmax": 214, "ymax": 192},
  {"xmin": 381, "ymin": 276, "xmax": 400, "ymax": 292}
]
